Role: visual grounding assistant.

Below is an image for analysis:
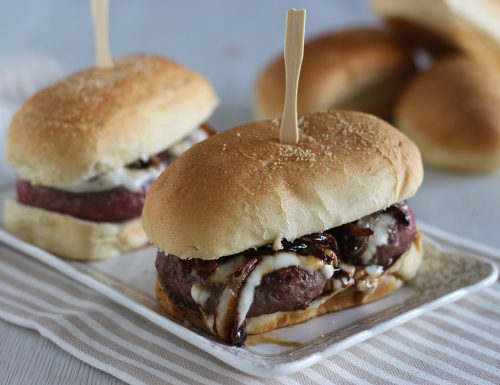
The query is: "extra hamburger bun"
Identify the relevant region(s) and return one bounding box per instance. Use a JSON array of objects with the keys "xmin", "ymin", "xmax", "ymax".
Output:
[
  {"xmin": 371, "ymin": 0, "xmax": 500, "ymax": 69},
  {"xmin": 6, "ymin": 54, "xmax": 218, "ymax": 187},
  {"xmin": 156, "ymin": 235, "xmax": 423, "ymax": 336},
  {"xmin": 3, "ymin": 198, "xmax": 147, "ymax": 260},
  {"xmin": 253, "ymin": 28, "xmax": 415, "ymax": 120},
  {"xmin": 395, "ymin": 56, "xmax": 500, "ymax": 172},
  {"xmin": 142, "ymin": 110, "xmax": 423, "ymax": 260}
]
